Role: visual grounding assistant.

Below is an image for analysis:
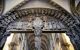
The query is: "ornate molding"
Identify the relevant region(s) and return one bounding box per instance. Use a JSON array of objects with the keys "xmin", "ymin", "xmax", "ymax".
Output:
[
  {"xmin": 0, "ymin": 7, "xmax": 79, "ymax": 50},
  {"xmin": 0, "ymin": 0, "xmax": 80, "ymax": 49},
  {"xmin": 0, "ymin": 8, "xmax": 78, "ymax": 36}
]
